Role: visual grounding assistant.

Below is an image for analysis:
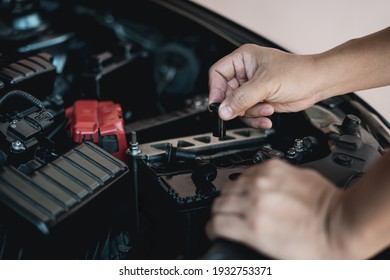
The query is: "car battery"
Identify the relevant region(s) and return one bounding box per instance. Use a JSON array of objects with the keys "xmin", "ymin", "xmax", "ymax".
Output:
[{"xmin": 131, "ymin": 128, "xmax": 273, "ymax": 259}]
